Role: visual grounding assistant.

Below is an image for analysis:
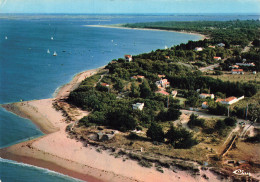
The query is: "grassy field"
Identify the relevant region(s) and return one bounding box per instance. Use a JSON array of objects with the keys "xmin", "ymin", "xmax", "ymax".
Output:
[{"xmin": 208, "ymin": 71, "xmax": 259, "ymax": 83}]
